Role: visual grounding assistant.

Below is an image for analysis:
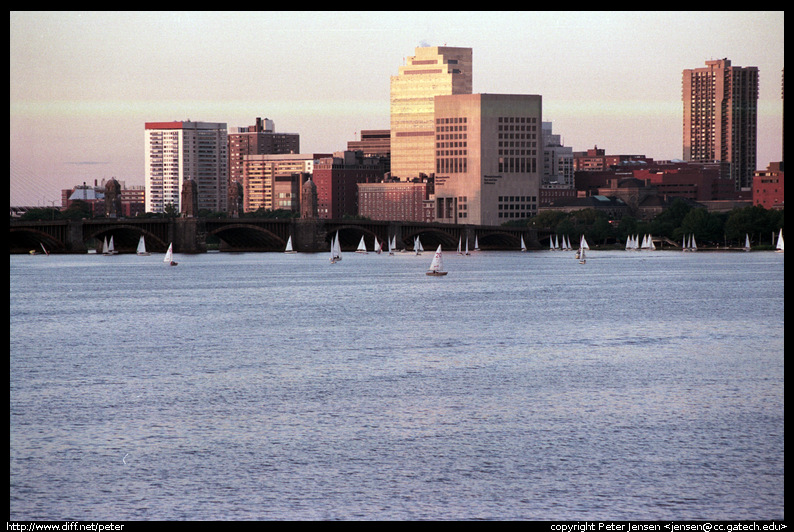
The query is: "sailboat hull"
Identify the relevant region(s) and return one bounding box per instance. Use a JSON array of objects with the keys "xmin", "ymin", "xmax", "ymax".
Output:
[{"xmin": 426, "ymin": 271, "xmax": 448, "ymax": 276}]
